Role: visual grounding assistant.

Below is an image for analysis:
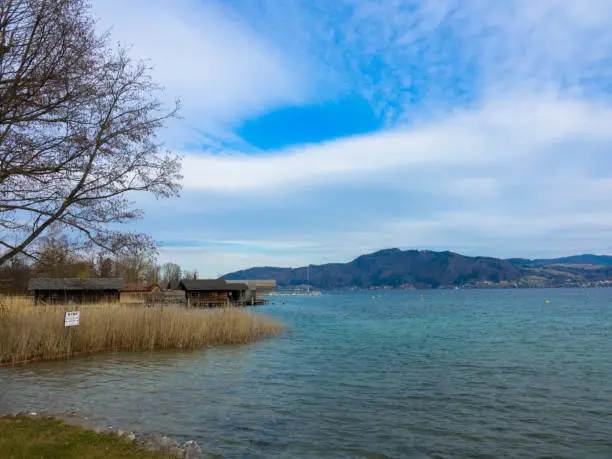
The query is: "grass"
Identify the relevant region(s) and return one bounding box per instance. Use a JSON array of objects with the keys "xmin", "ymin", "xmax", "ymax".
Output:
[
  {"xmin": 0, "ymin": 297, "xmax": 282, "ymax": 365},
  {"xmin": 0, "ymin": 416, "xmax": 175, "ymax": 458}
]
